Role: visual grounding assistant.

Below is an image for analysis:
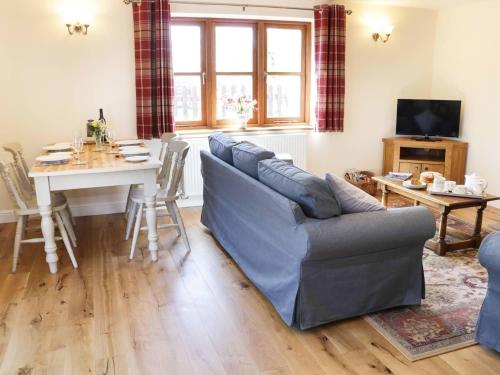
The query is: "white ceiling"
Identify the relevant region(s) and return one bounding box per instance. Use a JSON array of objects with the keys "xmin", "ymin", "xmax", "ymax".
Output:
[{"xmin": 352, "ymin": 0, "xmax": 479, "ymax": 9}]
